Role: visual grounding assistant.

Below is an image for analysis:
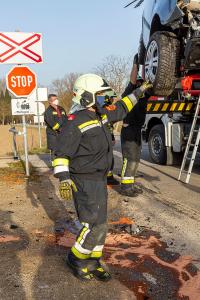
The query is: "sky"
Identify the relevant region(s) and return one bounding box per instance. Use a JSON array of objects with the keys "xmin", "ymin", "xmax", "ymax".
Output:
[{"xmin": 0, "ymin": 0, "xmax": 143, "ymax": 87}]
